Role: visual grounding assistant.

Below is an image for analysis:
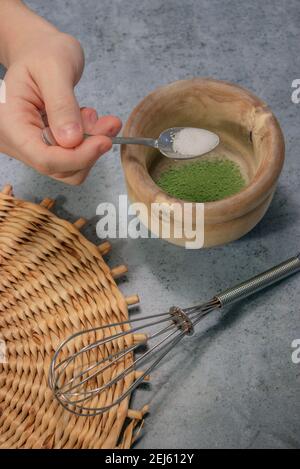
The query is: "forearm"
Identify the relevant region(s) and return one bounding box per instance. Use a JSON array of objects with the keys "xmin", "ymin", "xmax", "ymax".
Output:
[{"xmin": 0, "ymin": 0, "xmax": 58, "ymax": 67}]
